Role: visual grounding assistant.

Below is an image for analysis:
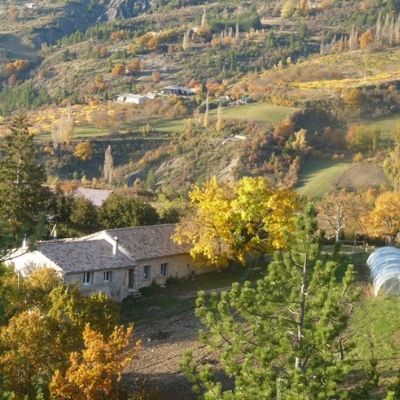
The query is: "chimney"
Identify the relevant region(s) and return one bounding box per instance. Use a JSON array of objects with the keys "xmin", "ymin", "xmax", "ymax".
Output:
[{"xmin": 112, "ymin": 236, "xmax": 119, "ymax": 256}]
